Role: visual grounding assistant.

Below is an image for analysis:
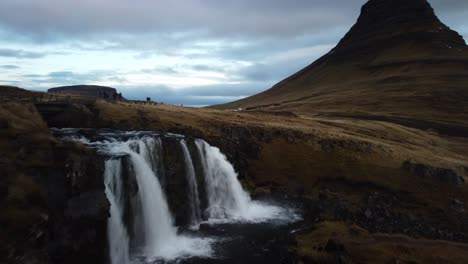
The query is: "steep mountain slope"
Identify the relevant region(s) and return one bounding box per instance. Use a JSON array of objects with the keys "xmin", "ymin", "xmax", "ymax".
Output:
[{"xmin": 216, "ymin": 0, "xmax": 468, "ymax": 125}]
